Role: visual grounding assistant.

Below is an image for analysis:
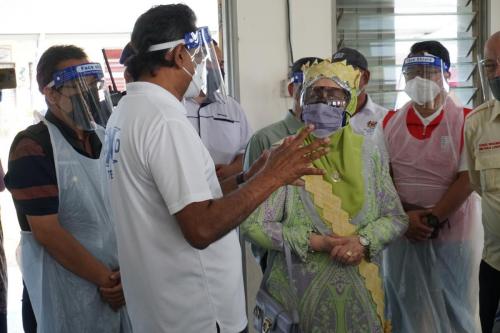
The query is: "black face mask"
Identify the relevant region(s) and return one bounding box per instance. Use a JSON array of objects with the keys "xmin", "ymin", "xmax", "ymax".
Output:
[
  {"xmin": 489, "ymin": 76, "xmax": 500, "ymax": 101},
  {"xmin": 206, "ymin": 68, "xmax": 225, "ymax": 101},
  {"xmin": 68, "ymin": 90, "xmax": 99, "ymax": 131}
]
